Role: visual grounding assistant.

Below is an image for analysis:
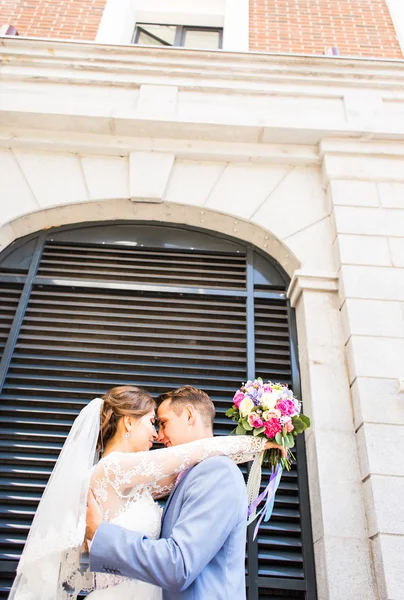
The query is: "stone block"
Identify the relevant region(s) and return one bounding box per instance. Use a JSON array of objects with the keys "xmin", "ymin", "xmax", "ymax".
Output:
[
  {"xmin": 374, "ymin": 534, "xmax": 404, "ymax": 600},
  {"xmin": 378, "ymin": 182, "xmax": 404, "ymax": 208},
  {"xmin": 351, "ymin": 377, "xmax": 404, "ymax": 430},
  {"xmin": 330, "ymin": 179, "xmax": 379, "ymax": 207},
  {"xmin": 285, "ymin": 217, "xmax": 336, "ymax": 271},
  {"xmin": 252, "ymin": 166, "xmax": 328, "ymax": 239},
  {"xmin": 344, "ymin": 90, "xmax": 383, "ymax": 127},
  {"xmin": 299, "ymin": 348, "xmax": 355, "ymax": 434},
  {"xmin": 335, "ymin": 234, "xmax": 391, "ymax": 267},
  {"xmin": 80, "ymin": 155, "xmax": 129, "ymax": 200},
  {"xmin": 0, "ymin": 149, "xmax": 38, "ymax": 226},
  {"xmin": 129, "ymin": 151, "xmax": 174, "ymax": 202},
  {"xmin": 386, "ymin": 209, "xmax": 404, "ymax": 237},
  {"xmin": 321, "ymin": 535, "xmax": 378, "ymax": 600},
  {"xmin": 13, "ymin": 150, "xmax": 89, "ymax": 209},
  {"xmin": 339, "ymin": 265, "xmax": 404, "ymax": 302},
  {"xmin": 356, "ymin": 423, "xmax": 404, "ymax": 478},
  {"xmin": 164, "ymin": 160, "xmax": 227, "ymax": 206},
  {"xmin": 341, "ymin": 299, "xmax": 404, "ymax": 343},
  {"xmin": 137, "ymin": 84, "xmax": 178, "ymax": 120},
  {"xmin": 333, "ymin": 205, "xmax": 387, "ymax": 236},
  {"xmin": 313, "ymin": 429, "xmax": 362, "ymax": 485},
  {"xmin": 205, "ymin": 163, "xmax": 291, "ymax": 220},
  {"xmin": 346, "ymin": 336, "xmax": 404, "ymax": 381},
  {"xmin": 324, "ymin": 154, "xmax": 404, "ymax": 183},
  {"xmin": 363, "ymin": 476, "xmax": 404, "ymax": 537},
  {"xmin": 389, "ymin": 237, "xmax": 404, "ymax": 267}
]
